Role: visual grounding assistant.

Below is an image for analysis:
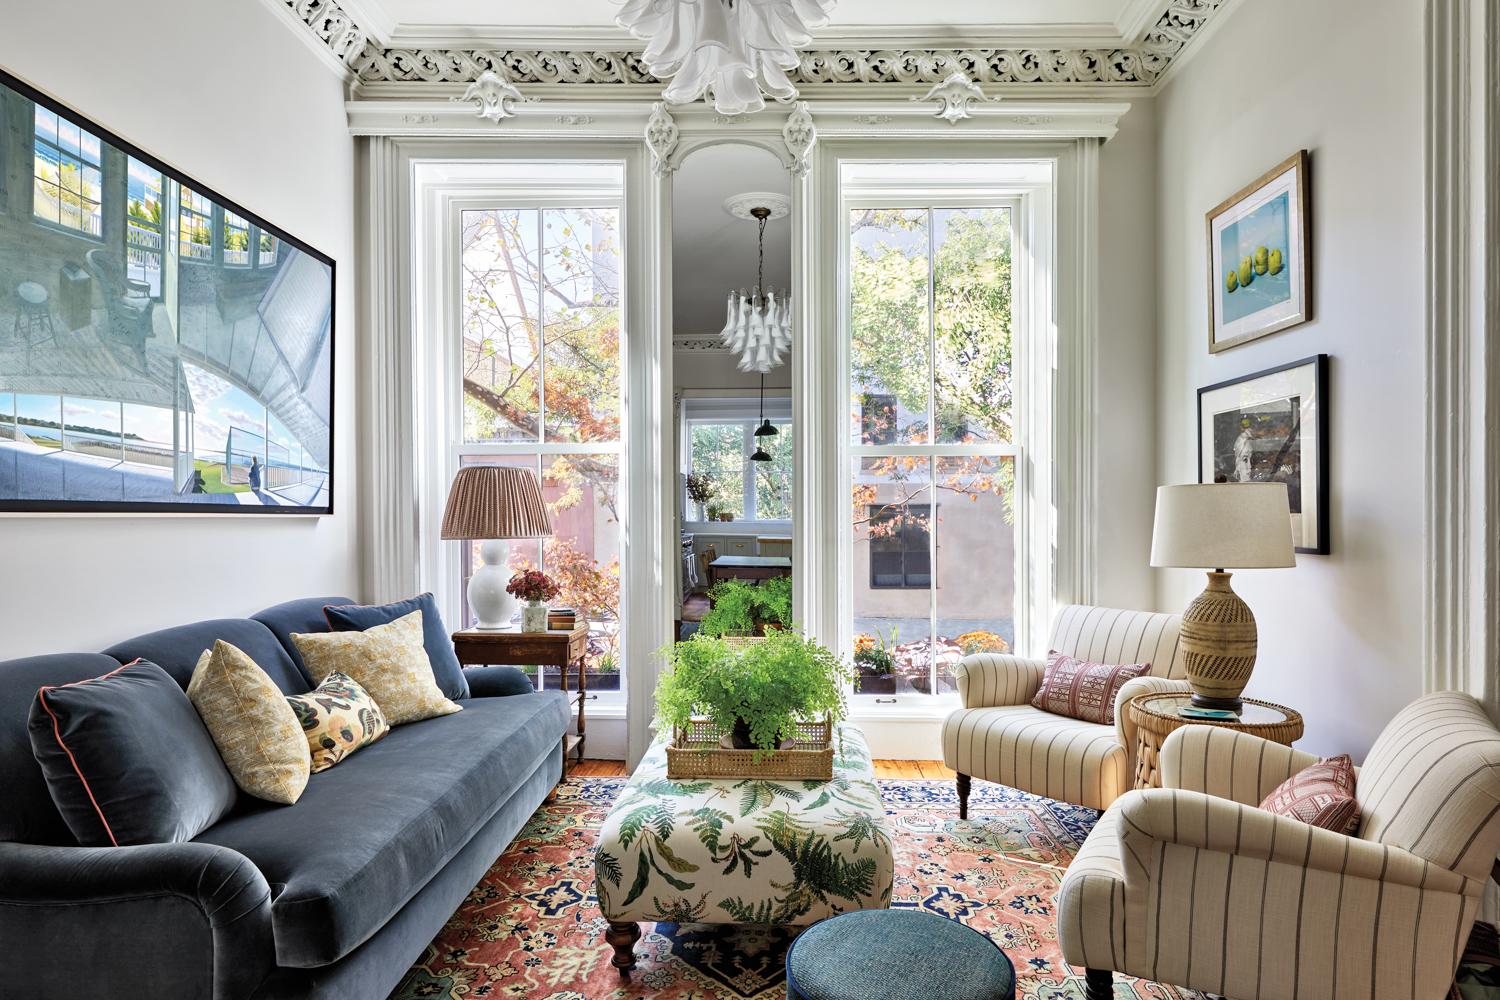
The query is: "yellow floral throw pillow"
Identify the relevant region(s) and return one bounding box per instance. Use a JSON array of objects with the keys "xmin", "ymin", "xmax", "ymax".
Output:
[
  {"xmin": 187, "ymin": 640, "xmax": 311, "ymax": 805},
  {"xmin": 291, "ymin": 610, "xmax": 462, "ymax": 726},
  {"xmin": 285, "ymin": 672, "xmax": 390, "ymax": 772}
]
